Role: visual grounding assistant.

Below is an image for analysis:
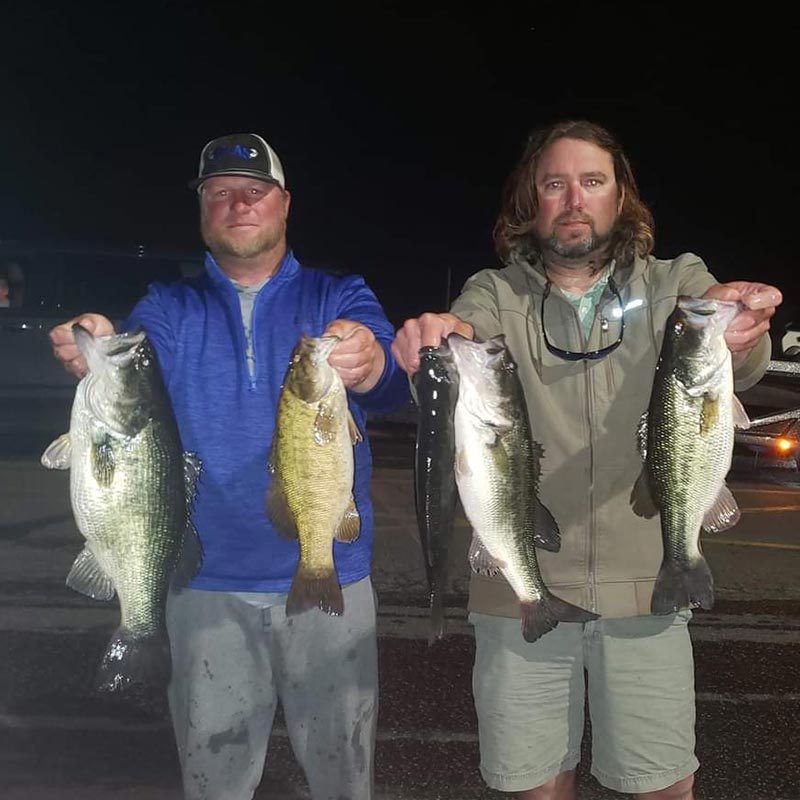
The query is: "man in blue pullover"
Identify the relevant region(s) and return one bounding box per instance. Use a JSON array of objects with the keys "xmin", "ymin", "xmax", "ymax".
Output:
[{"xmin": 49, "ymin": 133, "xmax": 409, "ymax": 800}]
